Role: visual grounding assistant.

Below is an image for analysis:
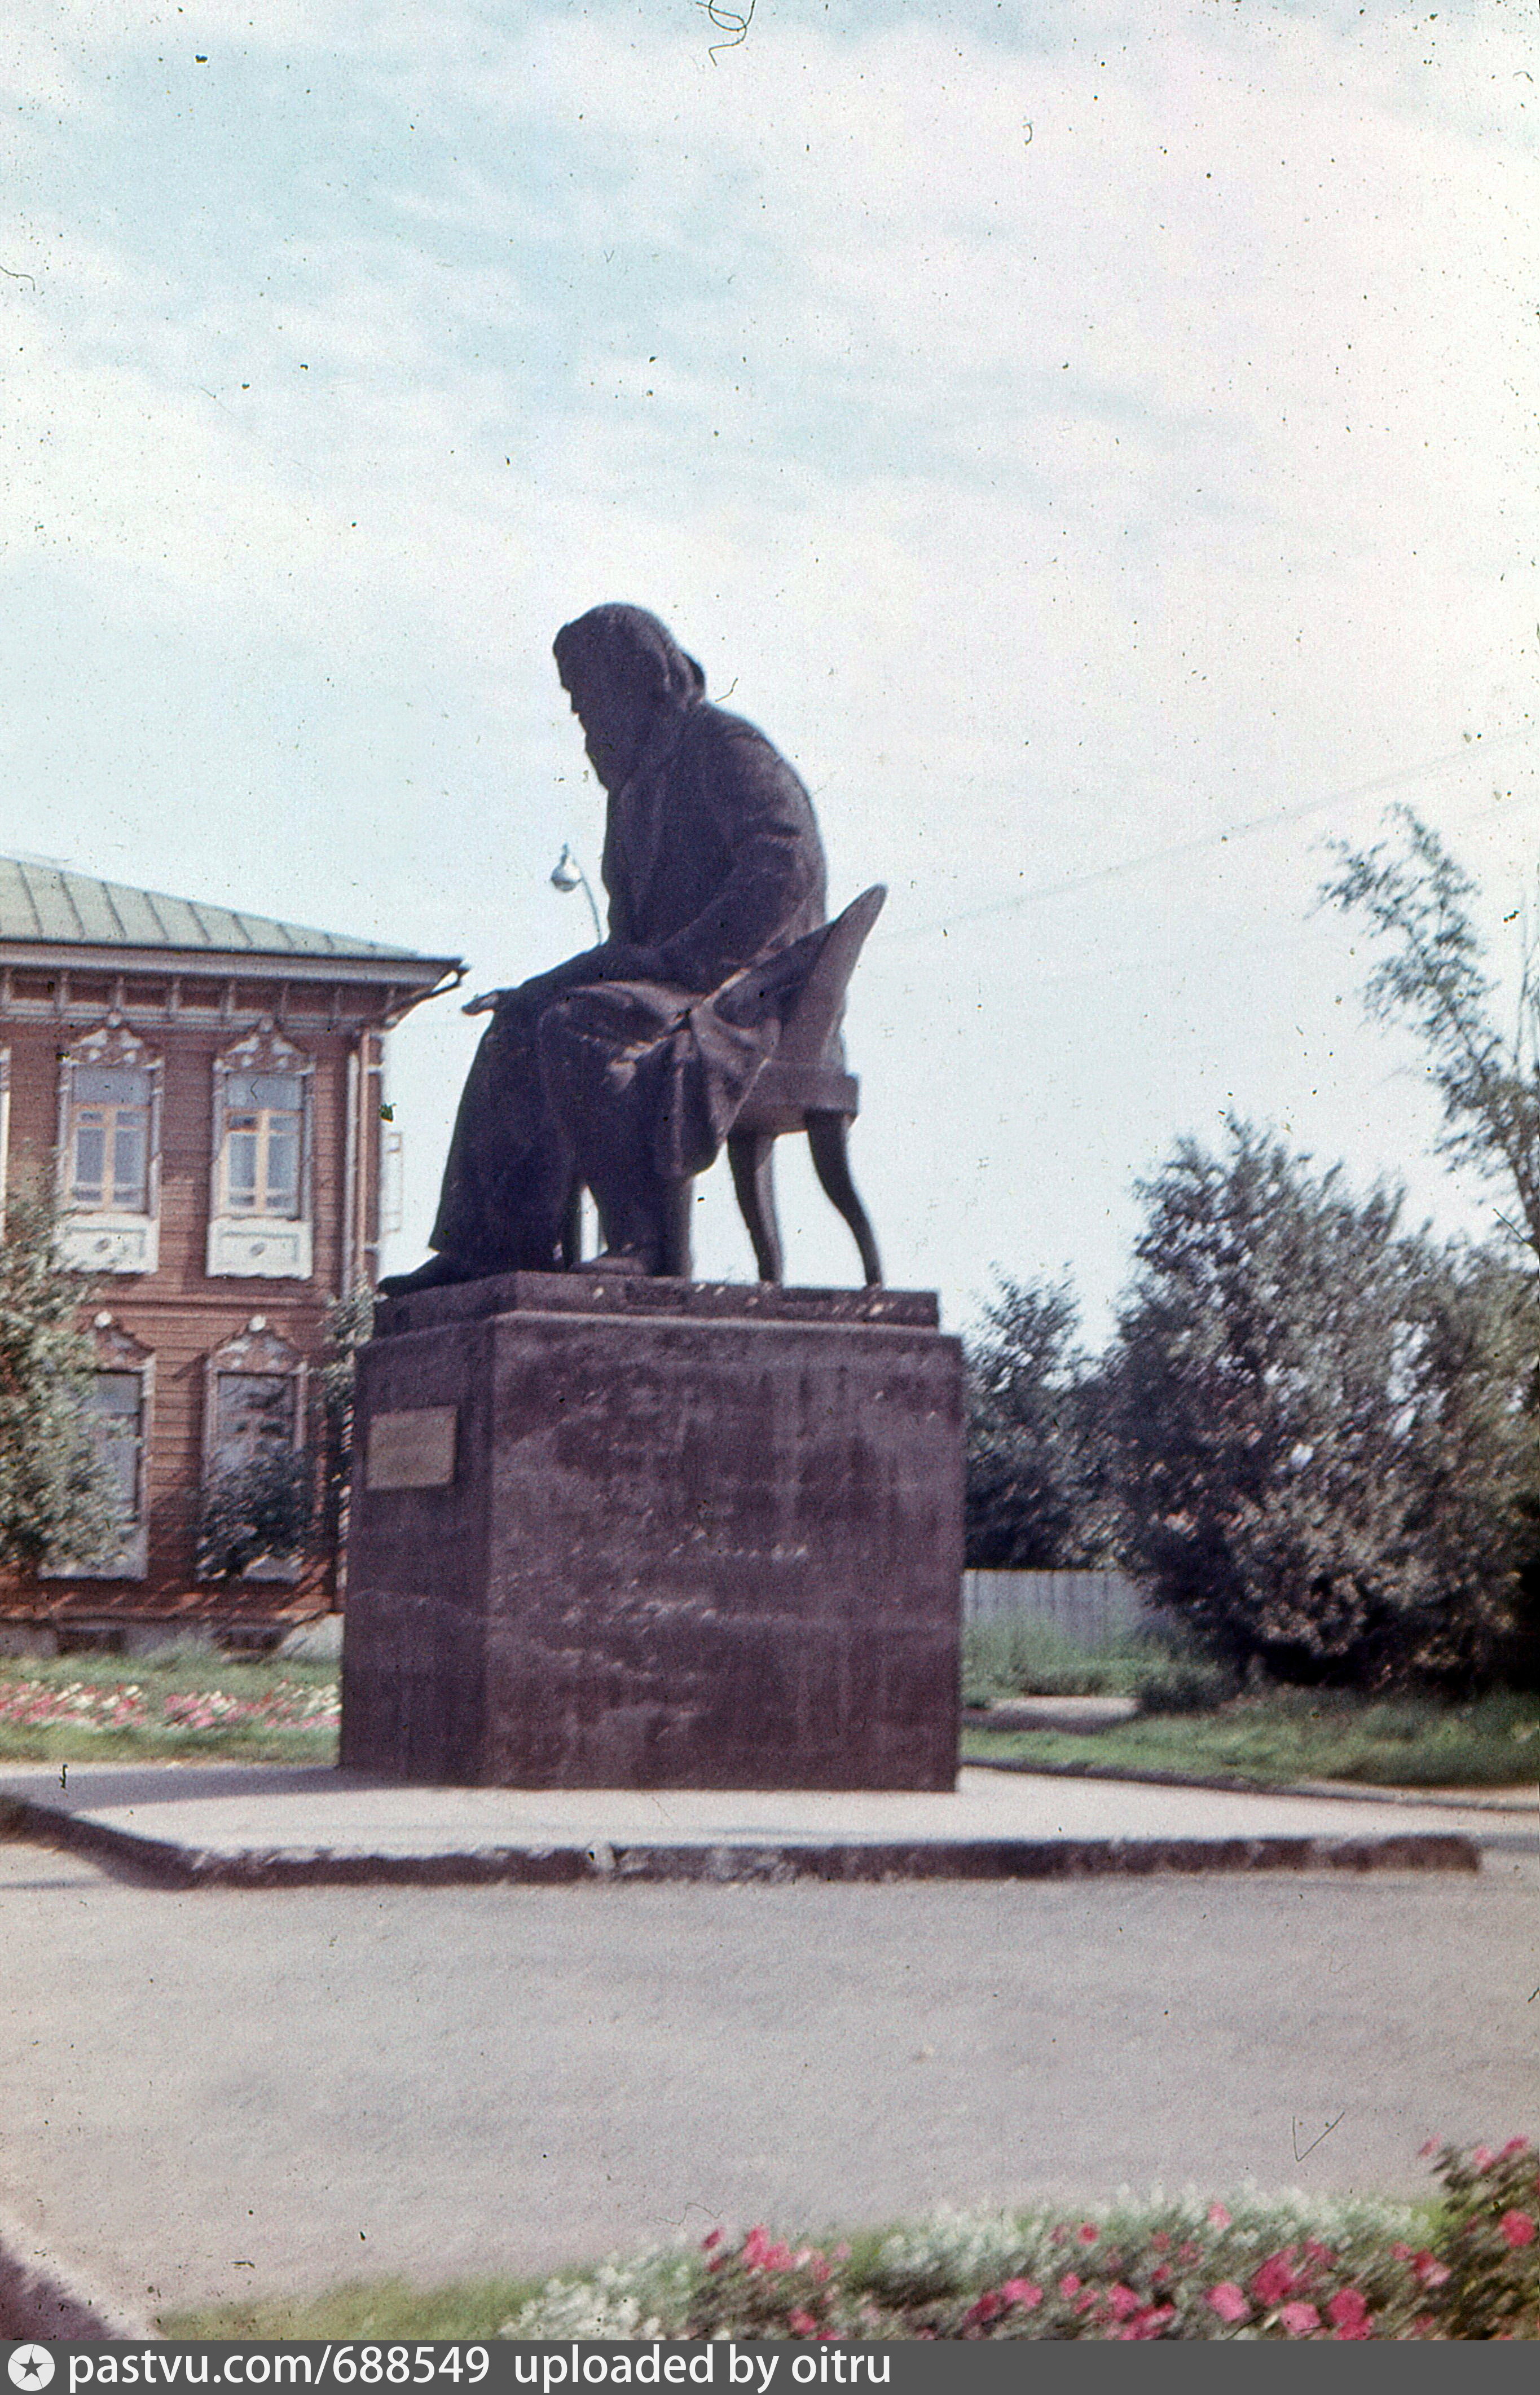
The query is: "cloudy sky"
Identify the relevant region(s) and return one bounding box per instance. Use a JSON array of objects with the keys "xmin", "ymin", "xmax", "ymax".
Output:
[{"xmin": 3, "ymin": 0, "xmax": 1536, "ymax": 1336}]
